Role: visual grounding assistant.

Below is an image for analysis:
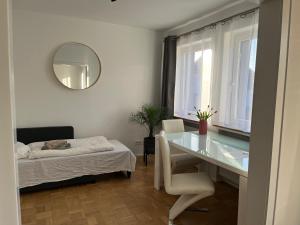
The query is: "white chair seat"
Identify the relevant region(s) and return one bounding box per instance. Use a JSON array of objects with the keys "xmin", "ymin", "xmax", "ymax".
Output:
[{"xmin": 169, "ymin": 172, "xmax": 215, "ymax": 195}]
